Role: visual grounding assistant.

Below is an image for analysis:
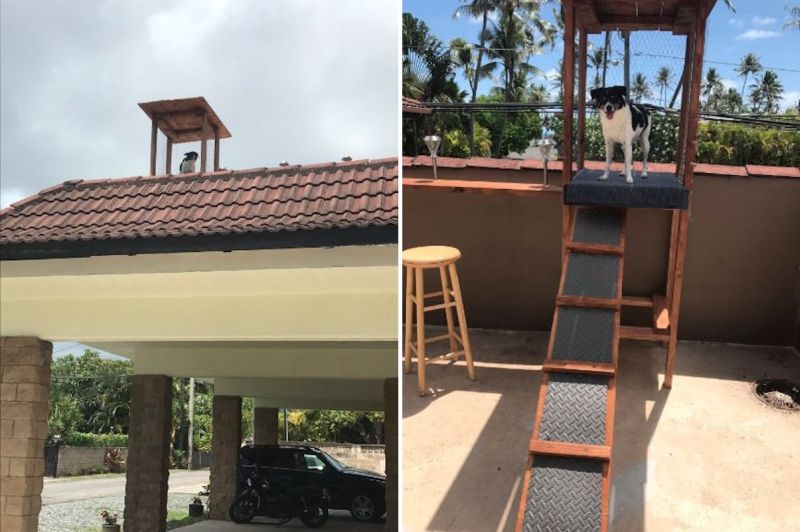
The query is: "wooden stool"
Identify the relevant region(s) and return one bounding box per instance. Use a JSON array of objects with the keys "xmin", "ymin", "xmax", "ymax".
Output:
[{"xmin": 402, "ymin": 246, "xmax": 476, "ymax": 397}]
